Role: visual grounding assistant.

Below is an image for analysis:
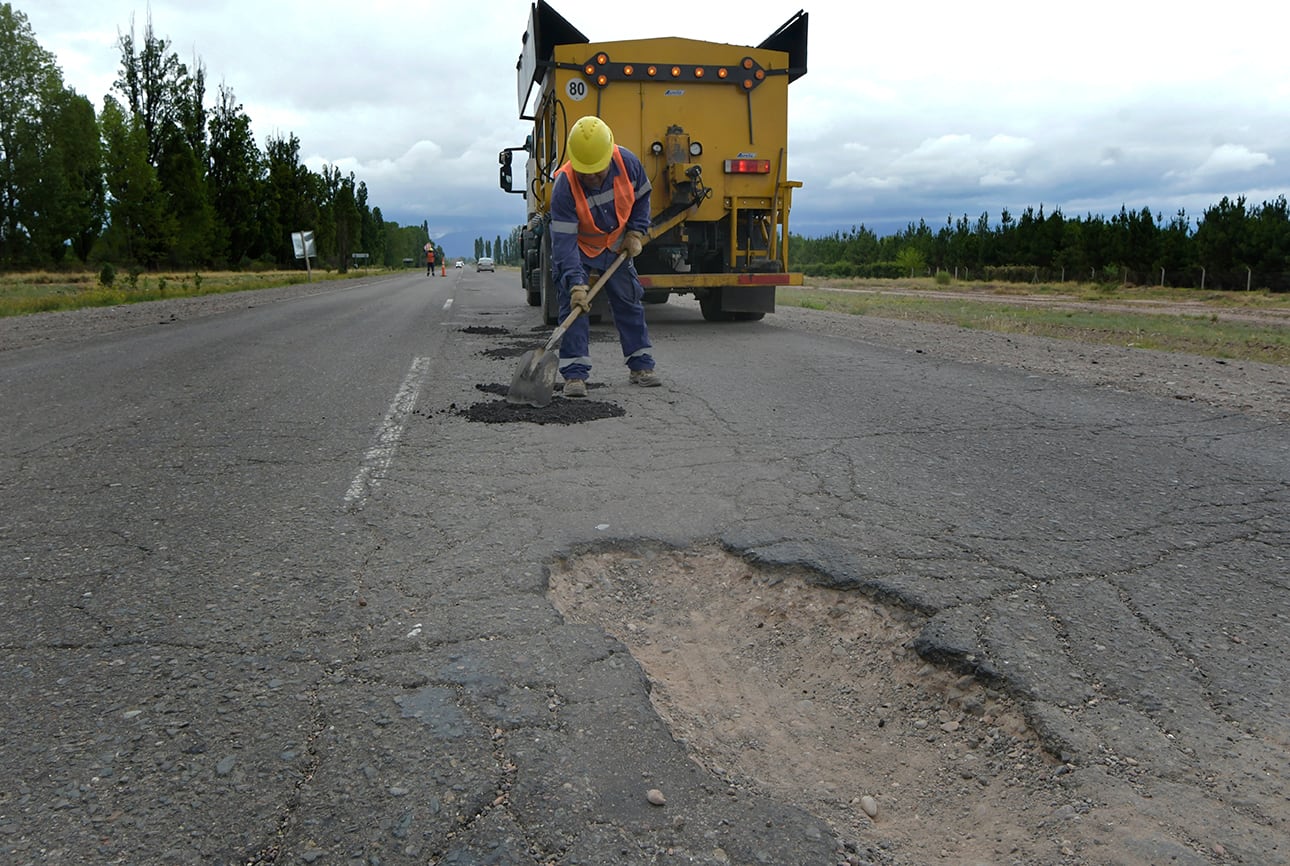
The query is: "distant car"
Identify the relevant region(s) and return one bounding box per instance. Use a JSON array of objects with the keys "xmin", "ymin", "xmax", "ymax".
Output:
[
  {"xmin": 476, "ymin": 257, "xmax": 494, "ymax": 272},
  {"xmin": 454, "ymin": 260, "xmax": 463, "ymax": 268}
]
